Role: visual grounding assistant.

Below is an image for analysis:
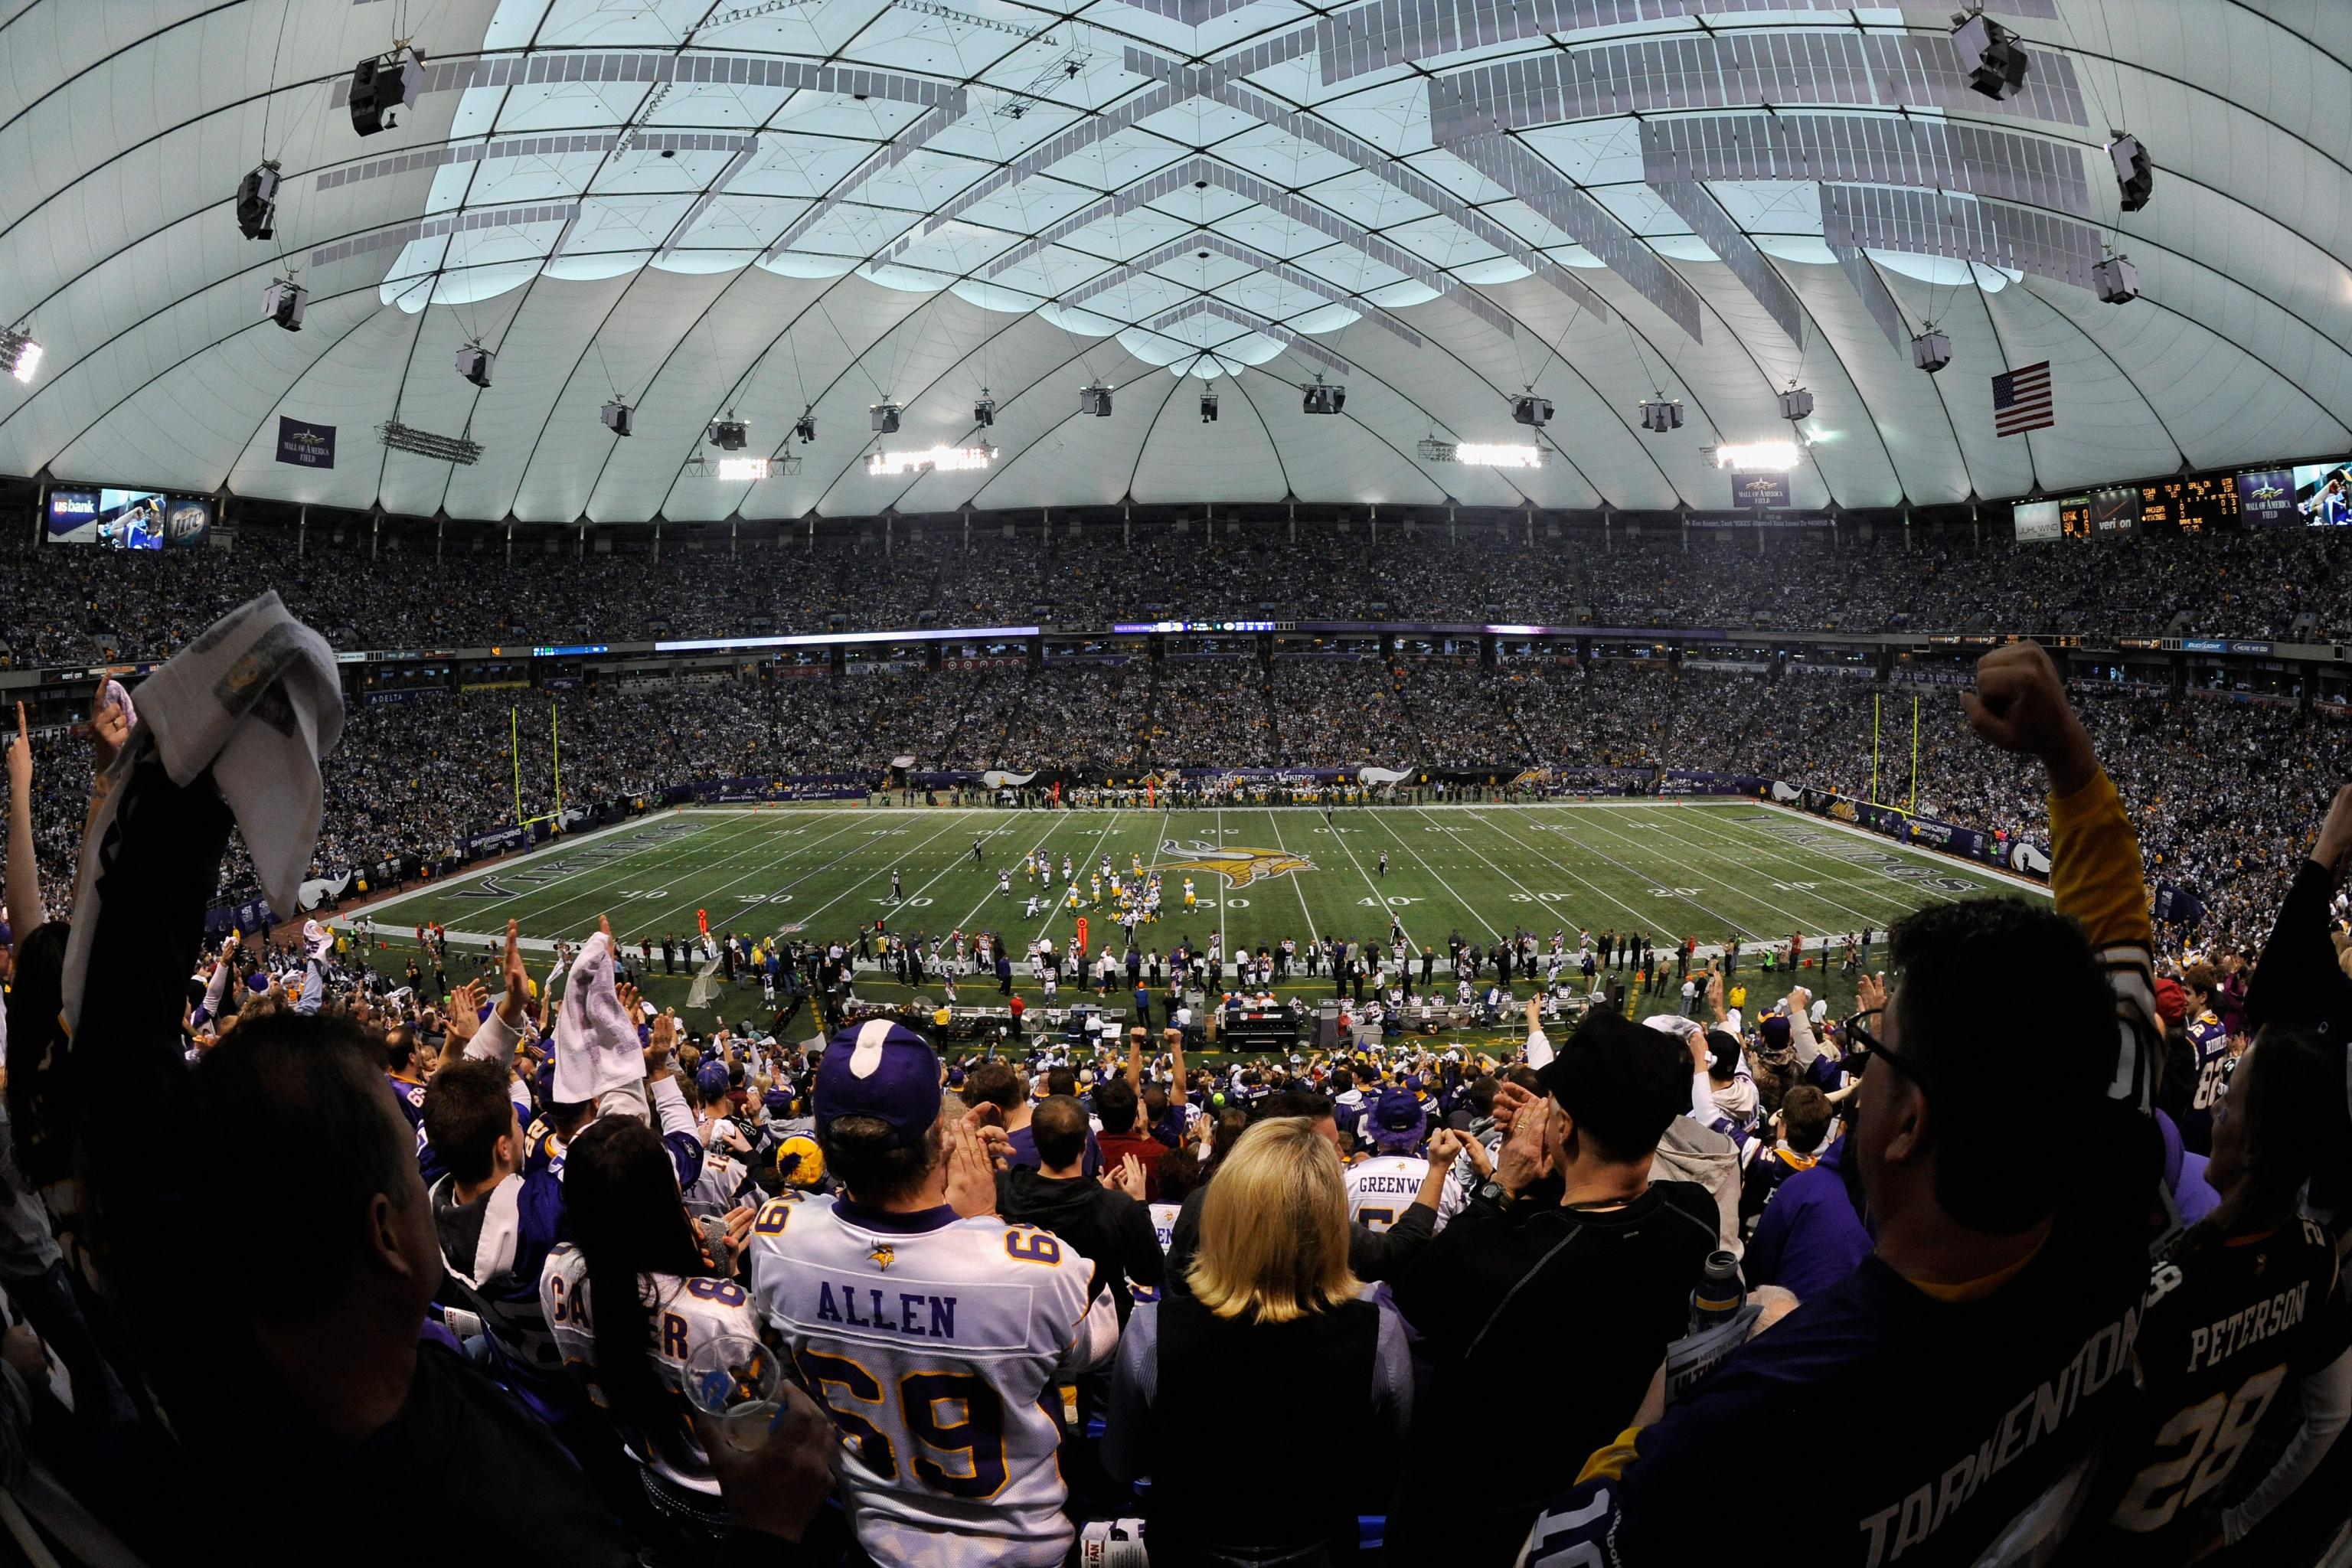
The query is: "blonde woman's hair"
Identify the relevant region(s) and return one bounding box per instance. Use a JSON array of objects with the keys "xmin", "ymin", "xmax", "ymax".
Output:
[{"xmin": 1184, "ymin": 1117, "xmax": 1358, "ymax": 1323}]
